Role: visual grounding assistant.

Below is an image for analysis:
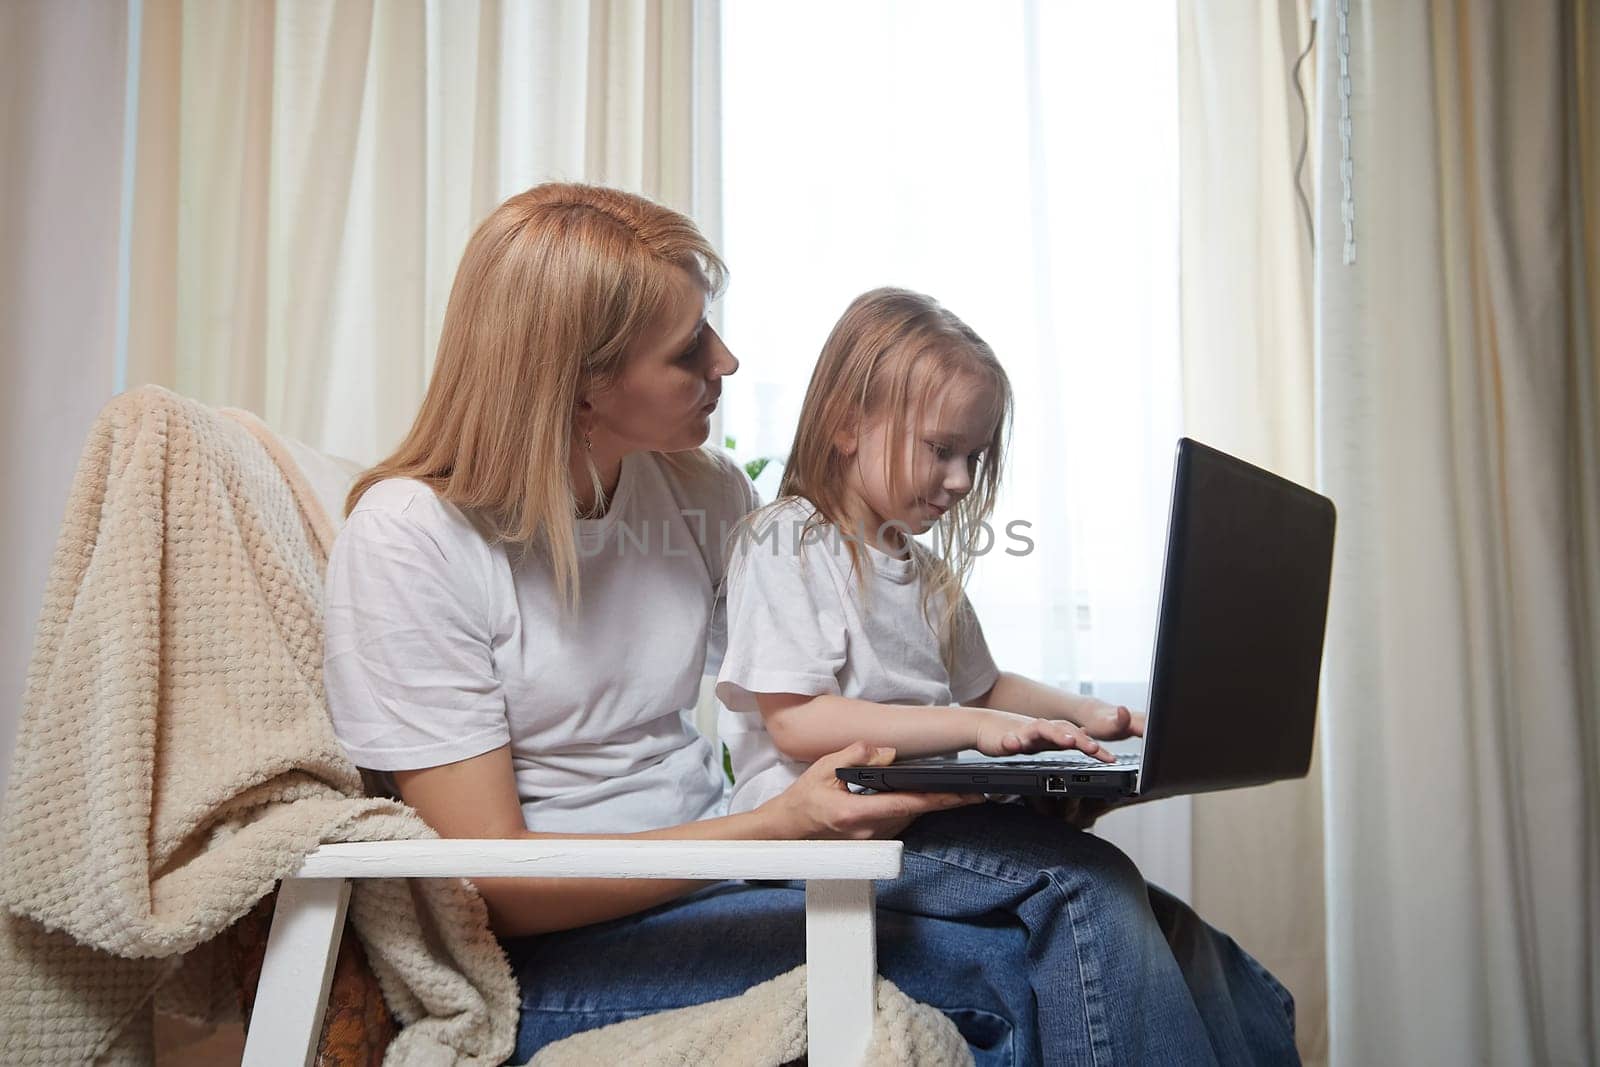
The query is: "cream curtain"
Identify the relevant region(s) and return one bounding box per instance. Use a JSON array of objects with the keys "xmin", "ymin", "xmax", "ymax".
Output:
[
  {"xmin": 1316, "ymin": 2, "xmax": 1599, "ymax": 1064},
  {"xmin": 124, "ymin": 0, "xmax": 719, "ymax": 465},
  {"xmin": 0, "ymin": 0, "xmax": 717, "ymax": 809},
  {"xmin": 1176, "ymin": 2, "xmax": 1327, "ymax": 1063},
  {"xmin": 1181, "ymin": 1, "xmax": 1599, "ymax": 1062},
  {"xmin": 0, "ymin": 2, "xmax": 131, "ymax": 802}
]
